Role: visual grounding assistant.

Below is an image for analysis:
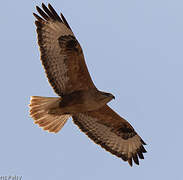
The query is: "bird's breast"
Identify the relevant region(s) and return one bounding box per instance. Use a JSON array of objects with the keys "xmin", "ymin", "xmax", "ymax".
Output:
[{"xmin": 59, "ymin": 89, "xmax": 105, "ymax": 113}]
